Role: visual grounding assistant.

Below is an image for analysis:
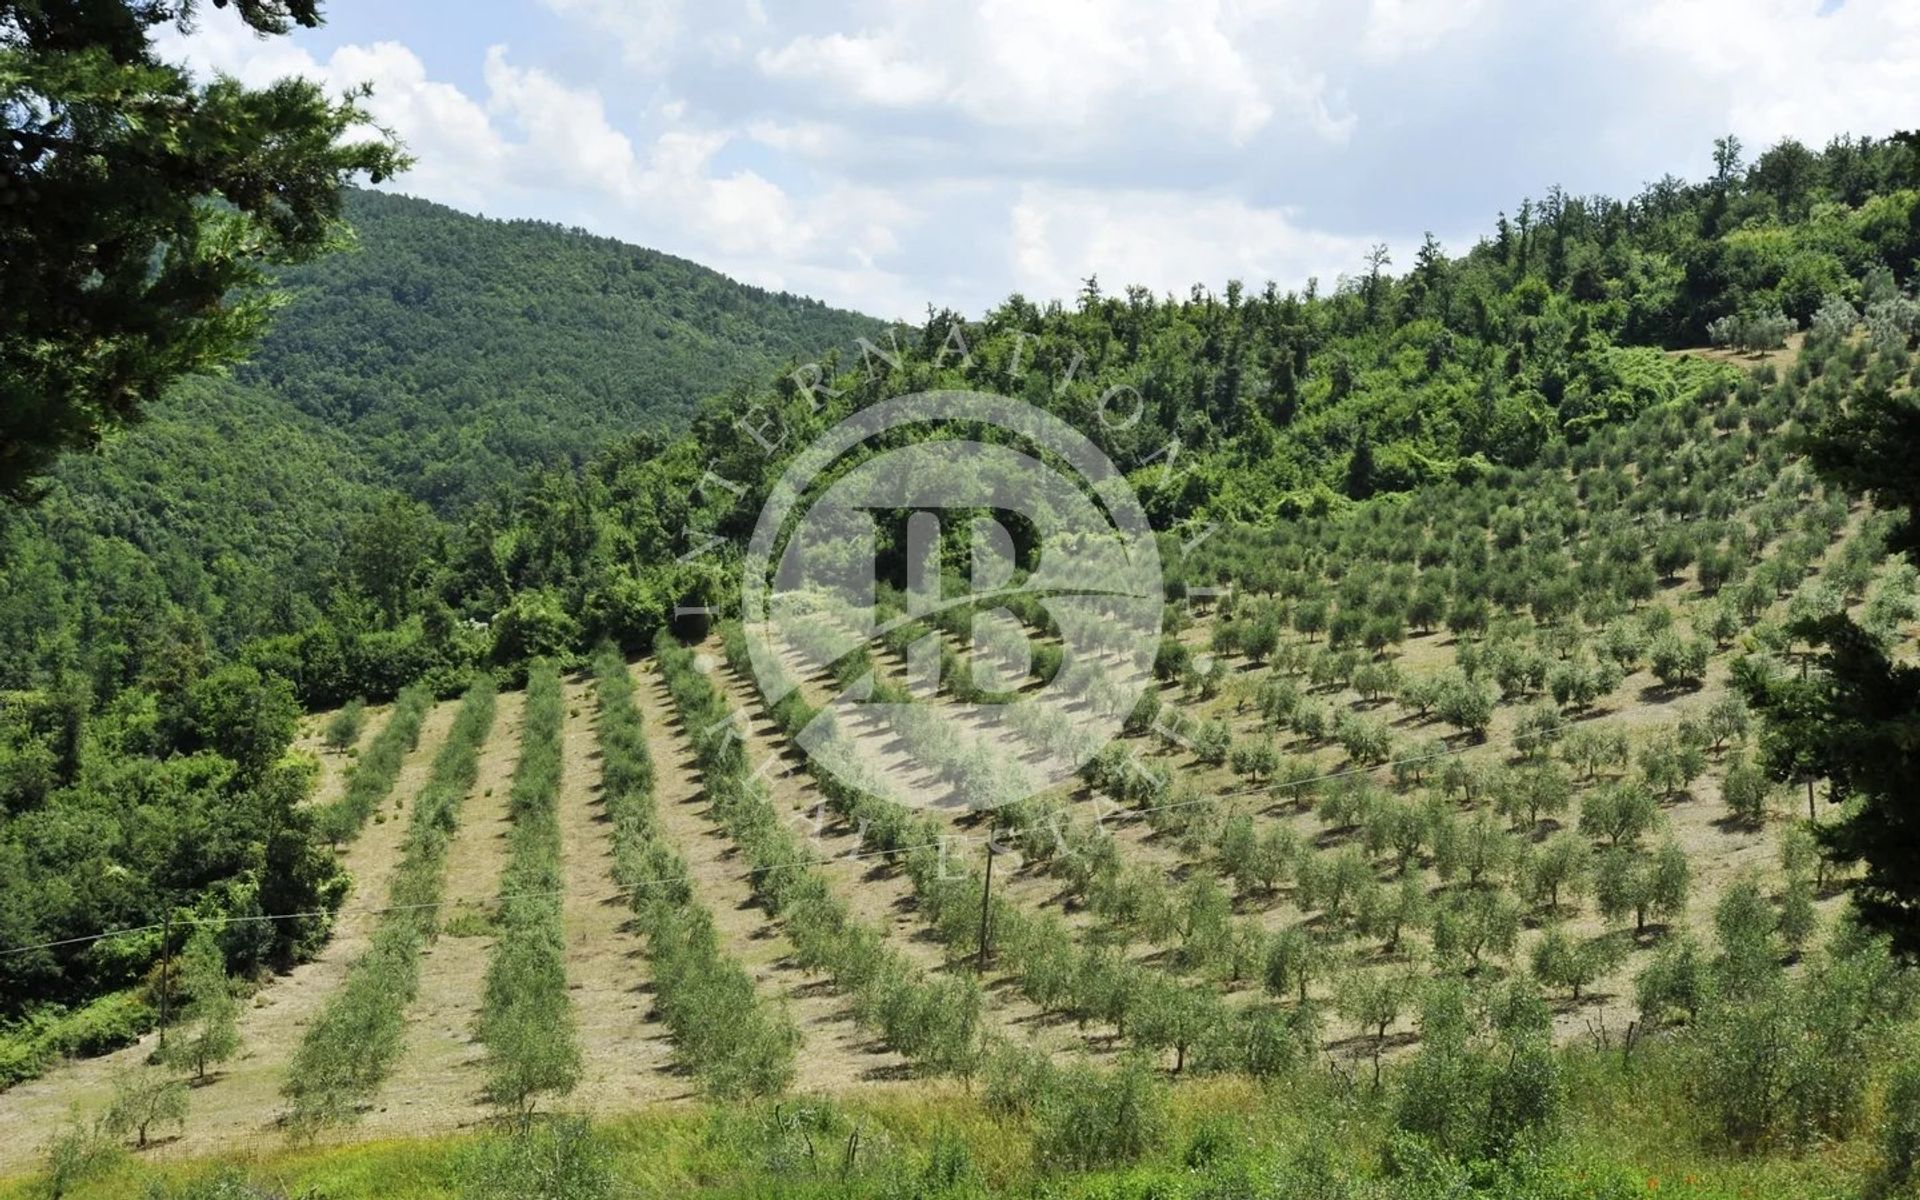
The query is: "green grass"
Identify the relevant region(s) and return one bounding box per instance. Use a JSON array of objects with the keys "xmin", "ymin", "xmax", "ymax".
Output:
[{"xmin": 7, "ymin": 1046, "xmax": 1904, "ymax": 1200}]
